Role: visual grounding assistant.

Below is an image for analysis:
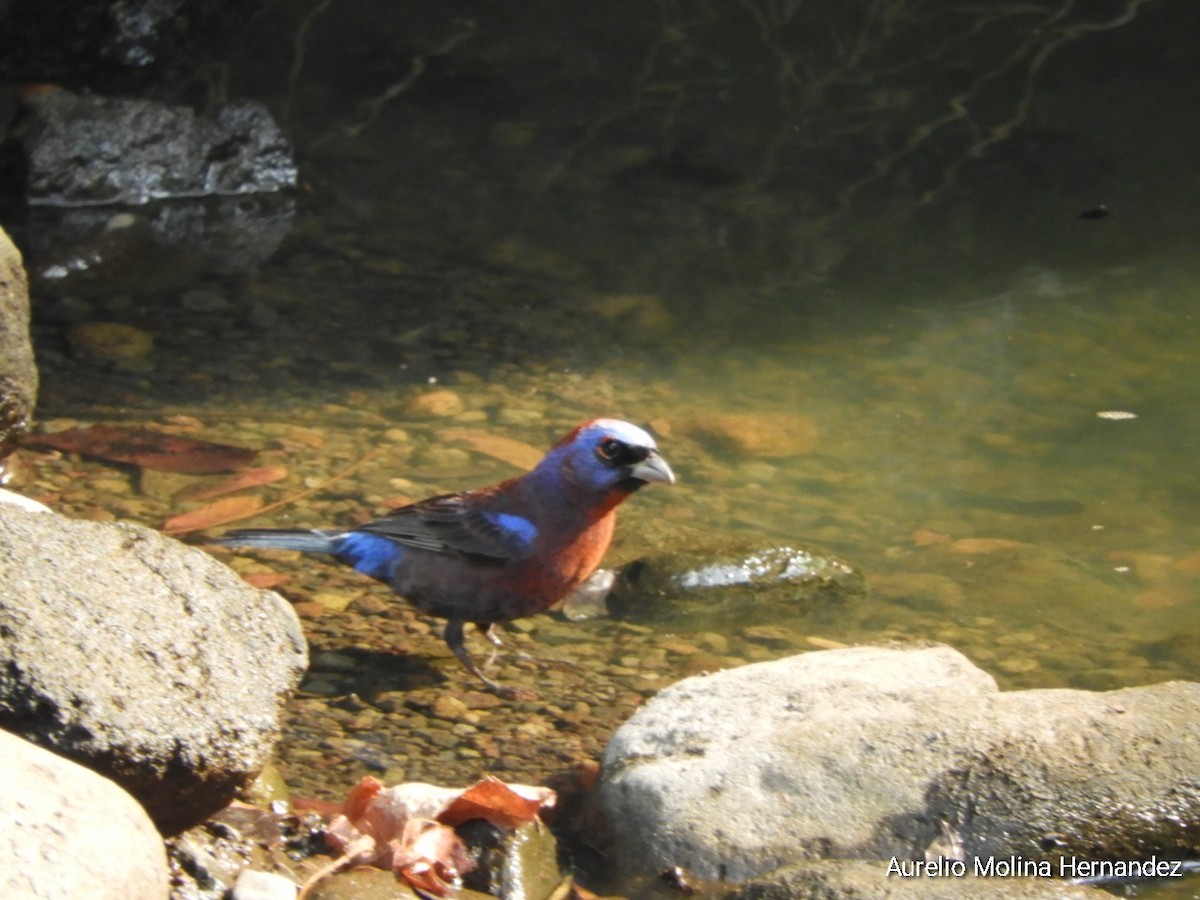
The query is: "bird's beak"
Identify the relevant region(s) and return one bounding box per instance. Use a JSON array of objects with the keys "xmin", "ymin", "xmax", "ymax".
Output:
[{"xmin": 630, "ymin": 452, "xmax": 676, "ymax": 485}]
